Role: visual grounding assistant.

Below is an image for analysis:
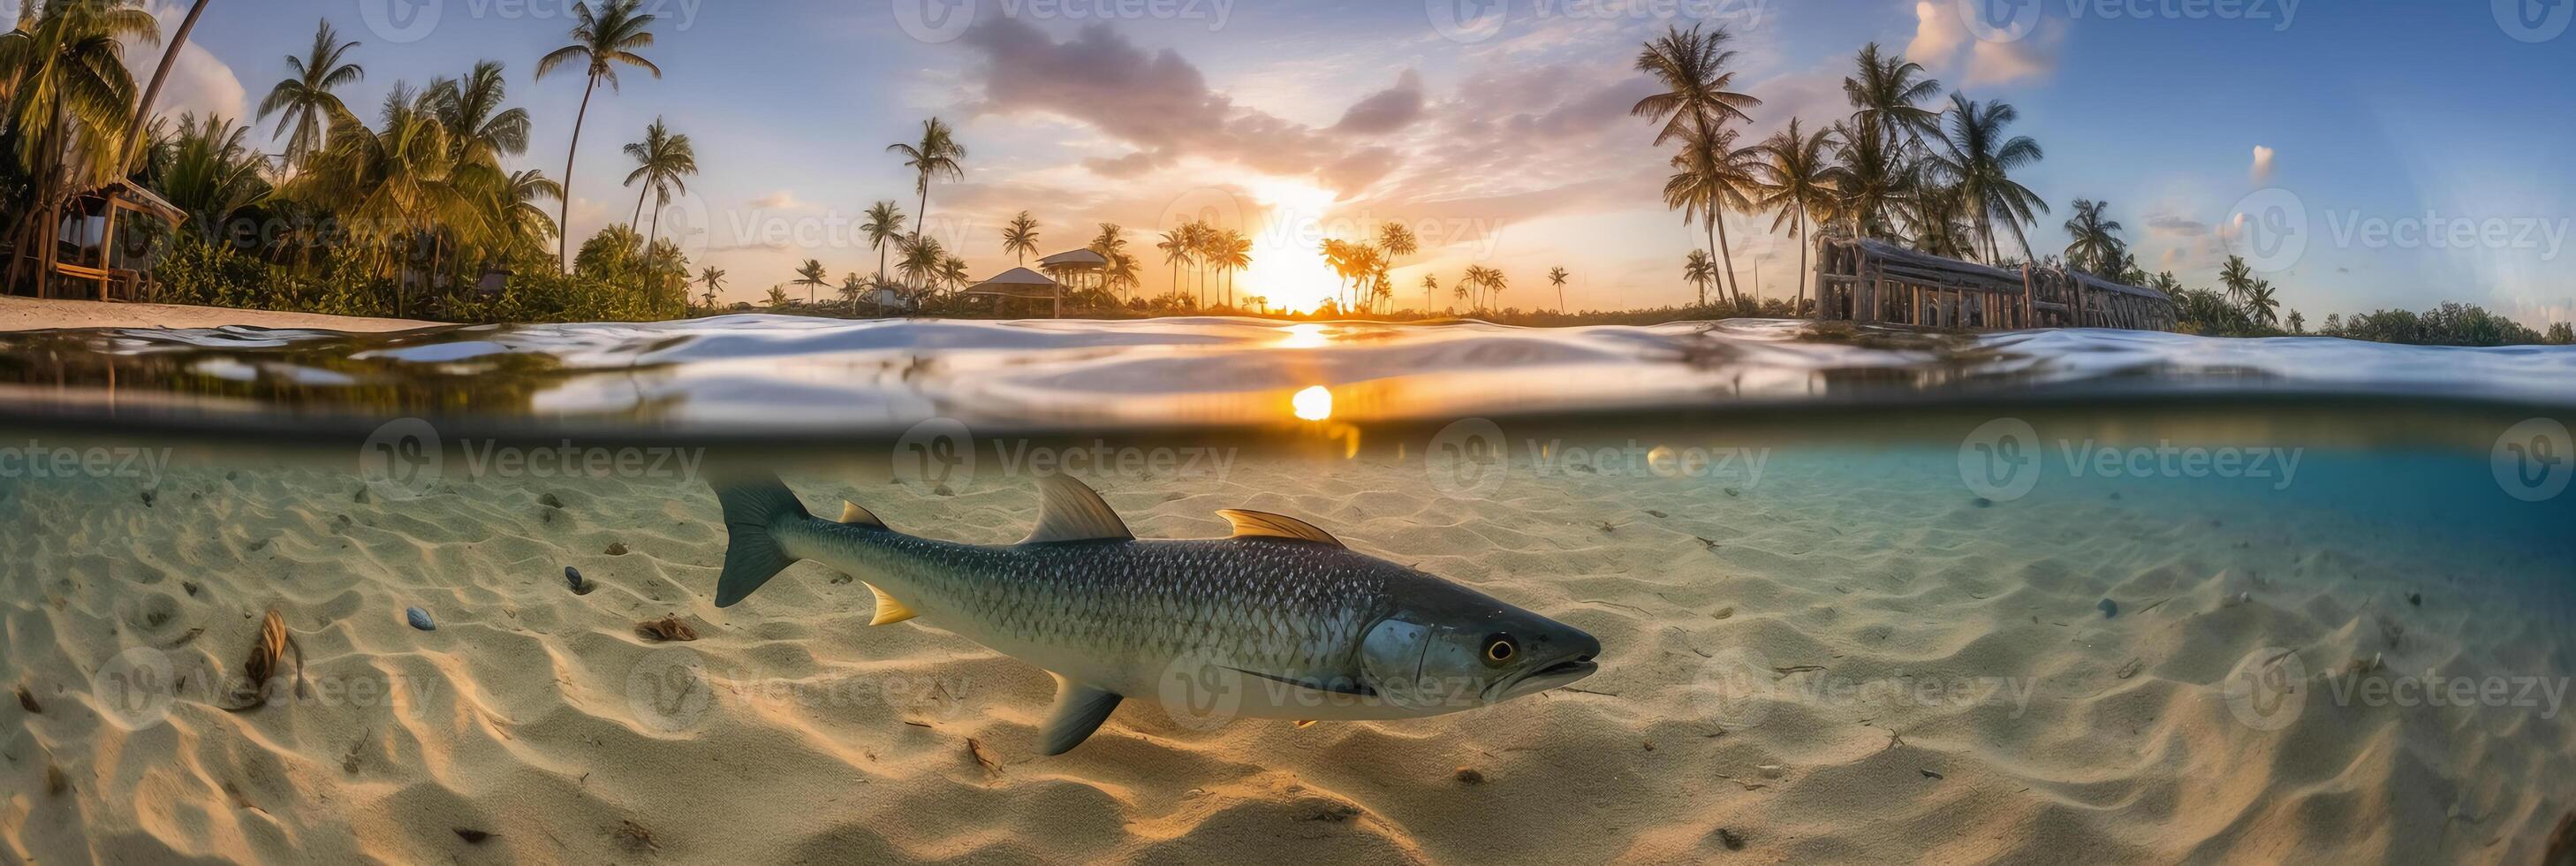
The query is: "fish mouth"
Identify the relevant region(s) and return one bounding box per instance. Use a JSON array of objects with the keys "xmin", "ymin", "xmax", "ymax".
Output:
[{"xmin": 1496, "ymin": 657, "xmax": 1599, "ymax": 701}]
